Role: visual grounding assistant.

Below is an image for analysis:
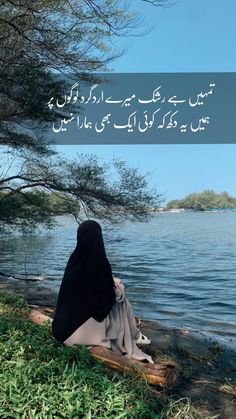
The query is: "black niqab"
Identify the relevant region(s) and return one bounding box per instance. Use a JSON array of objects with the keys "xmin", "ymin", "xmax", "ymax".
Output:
[{"xmin": 52, "ymin": 220, "xmax": 116, "ymax": 343}]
